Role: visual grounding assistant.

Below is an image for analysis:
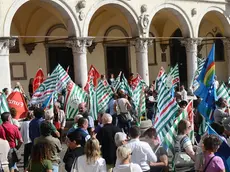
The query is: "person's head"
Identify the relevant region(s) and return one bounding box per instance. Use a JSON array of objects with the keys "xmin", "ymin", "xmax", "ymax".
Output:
[
  {"xmin": 113, "ymin": 93, "xmax": 119, "ymax": 100},
  {"xmin": 74, "ymin": 115, "xmax": 83, "ymax": 124},
  {"xmin": 1, "ymin": 112, "xmax": 11, "ymax": 123},
  {"xmin": 66, "ymin": 130, "xmax": 82, "ymax": 150},
  {"xmin": 179, "ymin": 100, "xmax": 188, "ymax": 109},
  {"xmin": 85, "ymin": 138, "xmax": 101, "ymax": 164},
  {"xmin": 203, "ymin": 135, "xmax": 221, "ymax": 153},
  {"xmin": 140, "ymin": 120, "xmax": 153, "ymax": 136},
  {"xmin": 54, "ymin": 102, "xmax": 61, "ymax": 112},
  {"xmin": 25, "ymin": 111, "xmax": 34, "ymax": 121},
  {"xmin": 102, "ymin": 113, "xmax": 112, "ymax": 124},
  {"xmin": 97, "ymin": 112, "xmax": 104, "ymax": 124},
  {"xmin": 216, "ymin": 97, "xmax": 227, "ymax": 108},
  {"xmin": 115, "ymin": 132, "xmax": 127, "ymax": 147},
  {"xmin": 177, "ymin": 119, "xmax": 191, "ymax": 135},
  {"xmin": 2, "ymin": 88, "xmax": 9, "ymax": 96},
  {"xmin": 143, "ymin": 128, "xmax": 160, "ymax": 146},
  {"xmin": 130, "ymin": 126, "xmax": 141, "ymax": 139},
  {"xmin": 34, "ymin": 108, "xmax": 45, "ymax": 119},
  {"xmin": 10, "ymin": 107, "xmax": 17, "ymax": 119},
  {"xmin": 129, "ymin": 73, "xmax": 134, "ymax": 79},
  {"xmin": 210, "ymin": 123, "xmax": 225, "ymax": 136},
  {"xmin": 110, "ymin": 73, "xmax": 114, "ymax": 78},
  {"xmin": 78, "ymin": 117, "xmax": 88, "ymax": 130},
  {"xmin": 78, "ymin": 102, "xmax": 87, "ymax": 113},
  {"xmin": 181, "ymin": 85, "xmax": 185, "ymax": 90},
  {"xmin": 44, "ymin": 109, "xmax": 54, "ymax": 121},
  {"xmin": 29, "ymin": 78, "xmax": 34, "ymax": 85},
  {"xmin": 116, "ymin": 145, "xmax": 132, "ymax": 164},
  {"xmin": 101, "ymin": 74, "xmax": 105, "ymax": 80},
  {"xmin": 31, "ymin": 142, "xmax": 51, "ymax": 163},
  {"xmin": 40, "ymin": 121, "xmax": 52, "ymax": 136}
]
